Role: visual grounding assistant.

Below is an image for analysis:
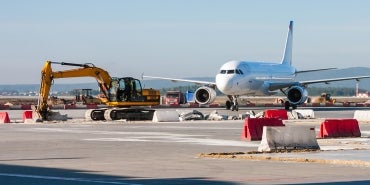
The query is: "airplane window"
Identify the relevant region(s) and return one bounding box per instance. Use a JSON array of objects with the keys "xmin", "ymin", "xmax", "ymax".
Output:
[
  {"xmin": 238, "ymin": 69, "xmax": 244, "ymax": 74},
  {"xmin": 235, "ymin": 70, "xmax": 240, "ymax": 74},
  {"xmin": 227, "ymin": 70, "xmax": 234, "ymax": 74},
  {"xmin": 220, "ymin": 70, "xmax": 226, "ymax": 74}
]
